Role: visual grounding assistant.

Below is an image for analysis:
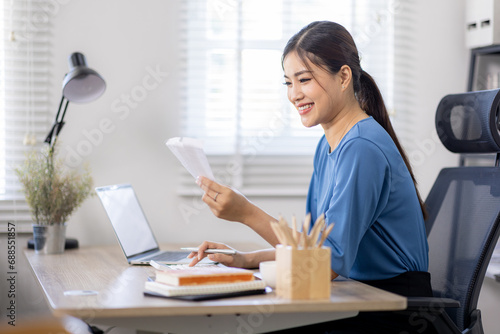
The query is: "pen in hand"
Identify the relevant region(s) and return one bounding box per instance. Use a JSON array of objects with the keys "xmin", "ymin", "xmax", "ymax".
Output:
[{"xmin": 181, "ymin": 247, "xmax": 237, "ymax": 255}]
